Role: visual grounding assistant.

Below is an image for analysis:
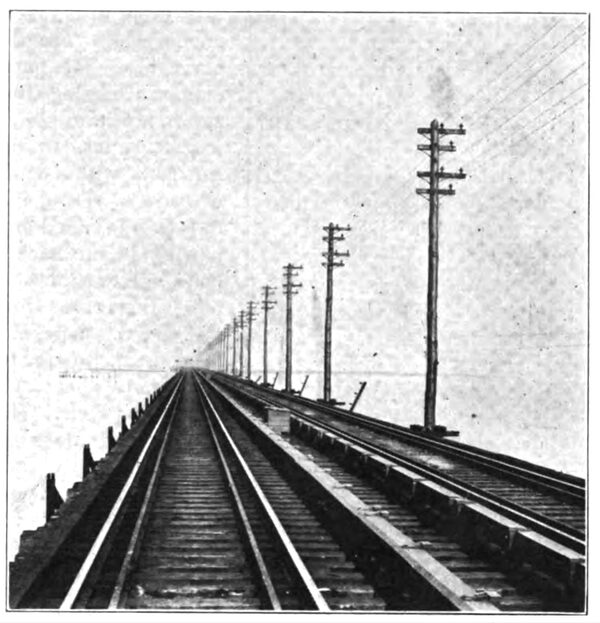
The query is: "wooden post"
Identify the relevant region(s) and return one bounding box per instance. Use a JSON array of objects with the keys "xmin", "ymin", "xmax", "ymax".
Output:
[
  {"xmin": 349, "ymin": 381, "xmax": 367, "ymax": 412},
  {"xmin": 108, "ymin": 426, "xmax": 116, "ymax": 451},
  {"xmin": 46, "ymin": 473, "xmax": 64, "ymax": 522},
  {"xmin": 83, "ymin": 444, "xmax": 96, "ymax": 478}
]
